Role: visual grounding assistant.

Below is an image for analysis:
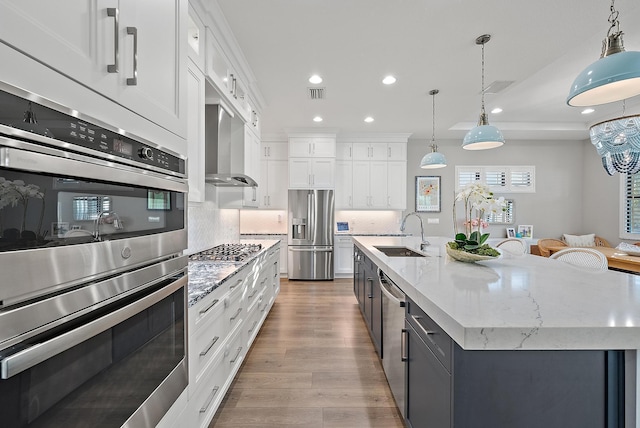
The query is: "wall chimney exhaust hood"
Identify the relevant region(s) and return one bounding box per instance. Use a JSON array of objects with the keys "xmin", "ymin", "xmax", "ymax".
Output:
[{"xmin": 204, "ymin": 104, "xmax": 258, "ymax": 187}]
